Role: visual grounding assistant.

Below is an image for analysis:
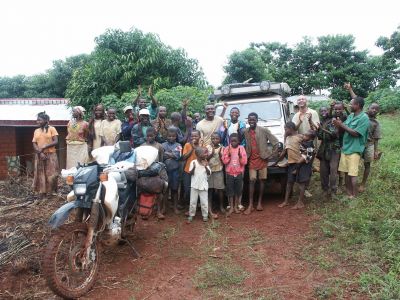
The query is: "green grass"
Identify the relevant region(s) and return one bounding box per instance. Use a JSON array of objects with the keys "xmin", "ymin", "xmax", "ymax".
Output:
[
  {"xmin": 309, "ymin": 113, "xmax": 400, "ymax": 299},
  {"xmin": 193, "ymin": 258, "xmax": 249, "ymax": 289}
]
